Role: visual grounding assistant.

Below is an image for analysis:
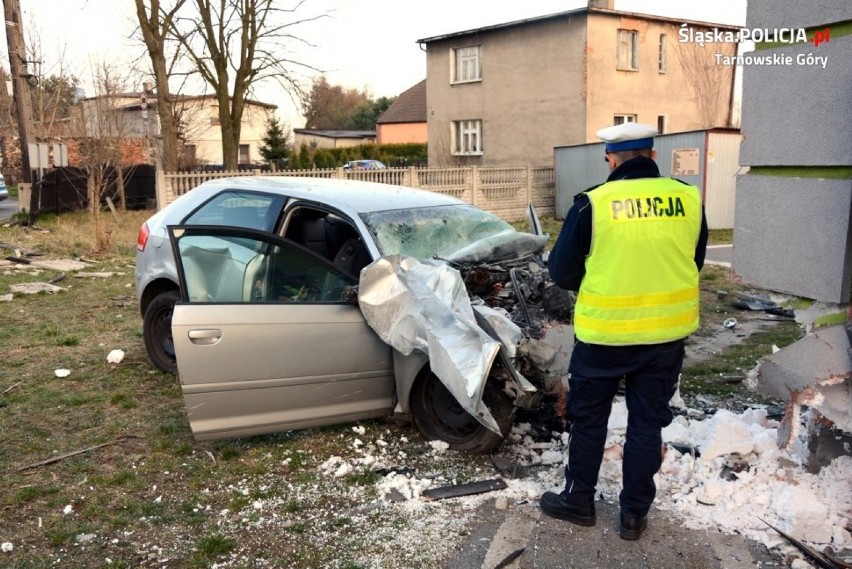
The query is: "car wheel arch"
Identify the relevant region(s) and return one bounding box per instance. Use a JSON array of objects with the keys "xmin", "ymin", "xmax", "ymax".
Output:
[
  {"xmin": 140, "ymin": 277, "xmax": 180, "ymax": 316},
  {"xmin": 391, "ymin": 349, "xmax": 429, "ymax": 417}
]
